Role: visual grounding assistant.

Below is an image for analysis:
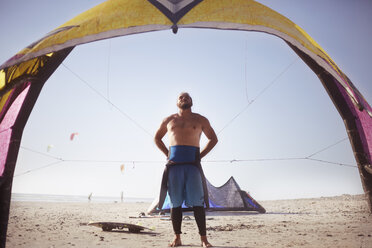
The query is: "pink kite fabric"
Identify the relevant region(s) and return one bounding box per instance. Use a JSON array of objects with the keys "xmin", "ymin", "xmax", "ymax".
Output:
[
  {"xmin": 355, "ymin": 93, "xmax": 372, "ymax": 163},
  {"xmin": 335, "ymin": 78, "xmax": 372, "ymax": 164},
  {"xmin": 0, "ymin": 130, "xmax": 12, "ymax": 176},
  {"xmin": 0, "ymin": 85, "xmax": 30, "ymax": 176},
  {"xmin": 356, "ymin": 107, "xmax": 372, "ymax": 164},
  {"xmin": 70, "ymin": 132, "xmax": 78, "ymax": 141}
]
